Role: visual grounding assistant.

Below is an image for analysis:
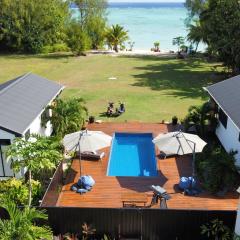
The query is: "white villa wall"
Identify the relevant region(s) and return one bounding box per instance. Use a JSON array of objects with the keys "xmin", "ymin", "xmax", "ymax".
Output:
[
  {"xmin": 0, "ymin": 129, "xmax": 21, "ymax": 178},
  {"xmin": 0, "ymin": 109, "xmax": 53, "ymax": 179},
  {"xmin": 216, "ymin": 117, "xmax": 240, "ymax": 167},
  {"xmin": 25, "ymin": 113, "xmax": 53, "ymax": 137}
]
